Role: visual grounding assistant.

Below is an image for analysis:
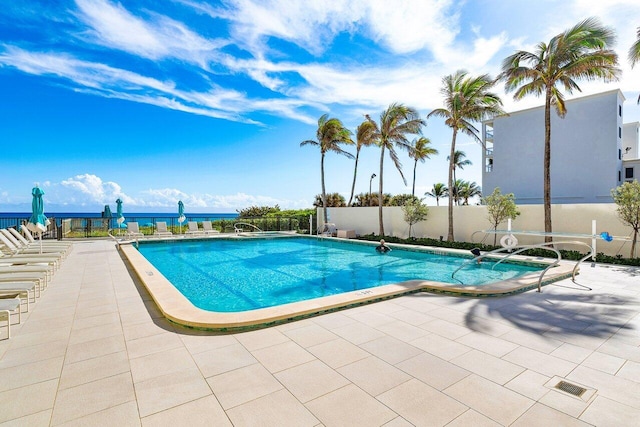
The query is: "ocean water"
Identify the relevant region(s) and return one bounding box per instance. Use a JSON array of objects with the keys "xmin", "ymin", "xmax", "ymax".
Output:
[{"xmin": 0, "ymin": 212, "xmax": 238, "ymax": 229}]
